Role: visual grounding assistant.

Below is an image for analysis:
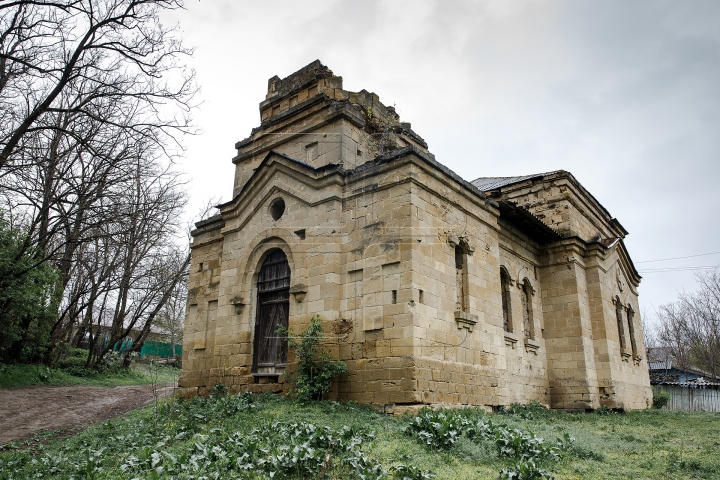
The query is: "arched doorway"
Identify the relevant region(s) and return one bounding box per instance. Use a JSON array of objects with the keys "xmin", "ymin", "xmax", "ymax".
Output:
[{"xmin": 252, "ymin": 249, "xmax": 290, "ymax": 375}]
